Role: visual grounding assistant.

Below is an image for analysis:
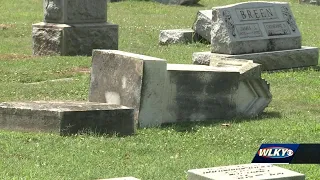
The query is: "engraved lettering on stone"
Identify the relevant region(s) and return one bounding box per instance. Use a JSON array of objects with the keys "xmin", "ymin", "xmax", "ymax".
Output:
[
  {"xmin": 222, "ymin": 10, "xmax": 236, "ymax": 37},
  {"xmin": 281, "ymin": 6, "xmax": 297, "ymax": 32},
  {"xmin": 44, "ymin": 0, "xmax": 62, "ymax": 21},
  {"xmin": 236, "ymin": 23, "xmax": 262, "ymax": 38},
  {"xmin": 236, "ymin": 7, "xmax": 277, "ymax": 21},
  {"xmin": 264, "ymin": 22, "xmax": 291, "ymax": 36}
]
